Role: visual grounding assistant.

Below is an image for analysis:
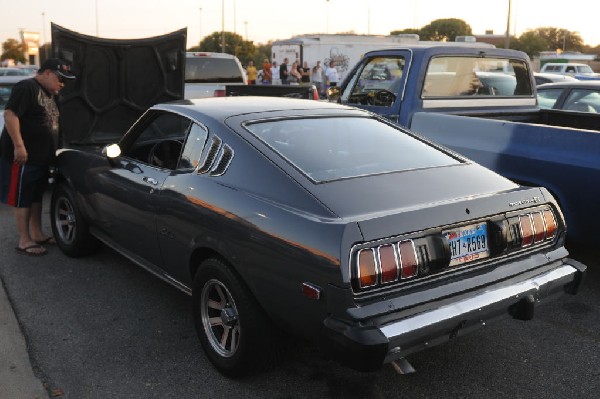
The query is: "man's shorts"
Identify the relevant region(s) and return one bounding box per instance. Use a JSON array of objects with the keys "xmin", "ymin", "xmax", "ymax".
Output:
[{"xmin": 0, "ymin": 158, "xmax": 49, "ymax": 208}]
